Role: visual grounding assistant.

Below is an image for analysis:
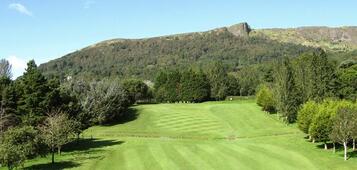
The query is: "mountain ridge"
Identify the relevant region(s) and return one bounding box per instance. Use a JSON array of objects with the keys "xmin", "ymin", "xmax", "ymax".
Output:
[{"xmin": 39, "ymin": 22, "xmax": 357, "ymax": 81}]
